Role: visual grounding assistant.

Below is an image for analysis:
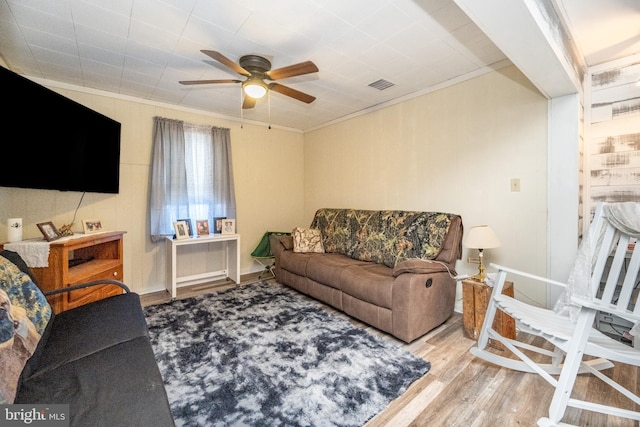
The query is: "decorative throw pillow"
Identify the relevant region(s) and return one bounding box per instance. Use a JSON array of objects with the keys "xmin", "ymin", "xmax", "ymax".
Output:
[
  {"xmin": 0, "ymin": 256, "xmax": 52, "ymax": 404},
  {"xmin": 0, "ymin": 250, "xmax": 40, "ymax": 285},
  {"xmin": 292, "ymin": 227, "xmax": 325, "ymax": 253}
]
